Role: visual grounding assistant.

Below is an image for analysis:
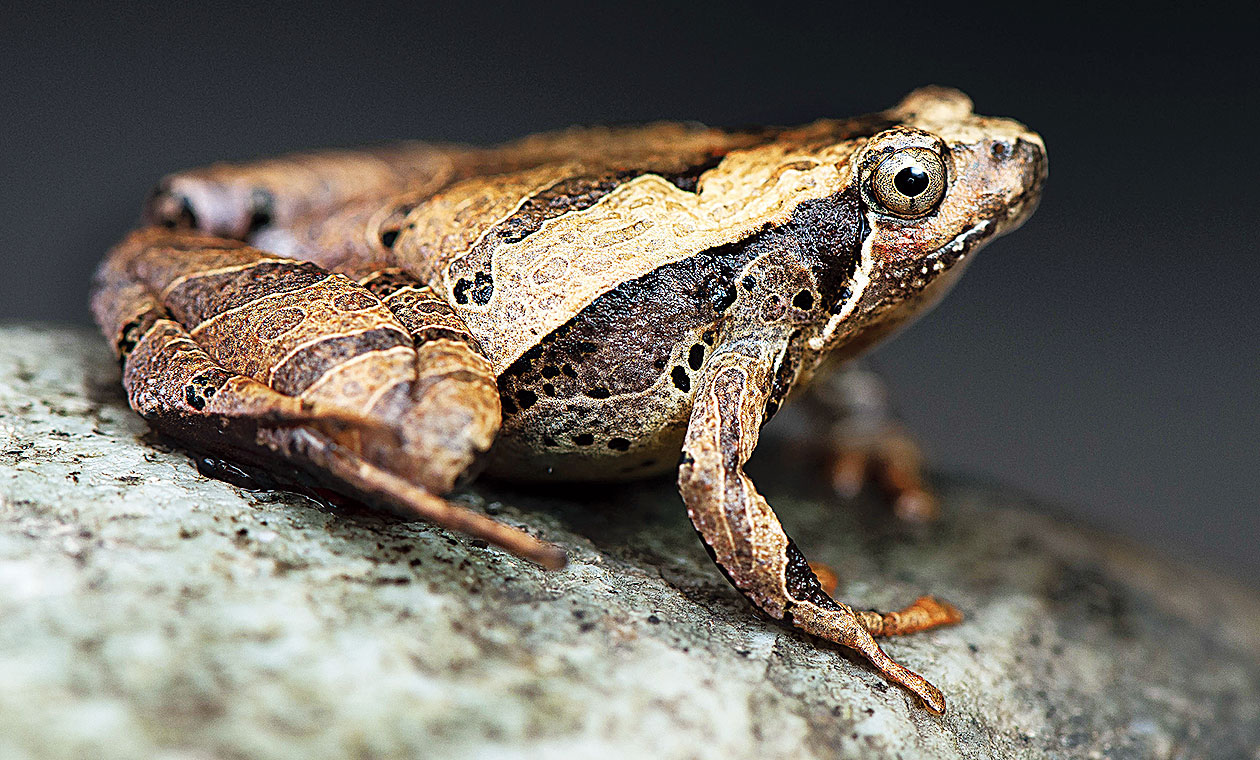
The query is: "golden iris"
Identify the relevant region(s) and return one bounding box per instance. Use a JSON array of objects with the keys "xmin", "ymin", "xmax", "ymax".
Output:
[{"xmin": 871, "ymin": 148, "xmax": 946, "ymax": 217}]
